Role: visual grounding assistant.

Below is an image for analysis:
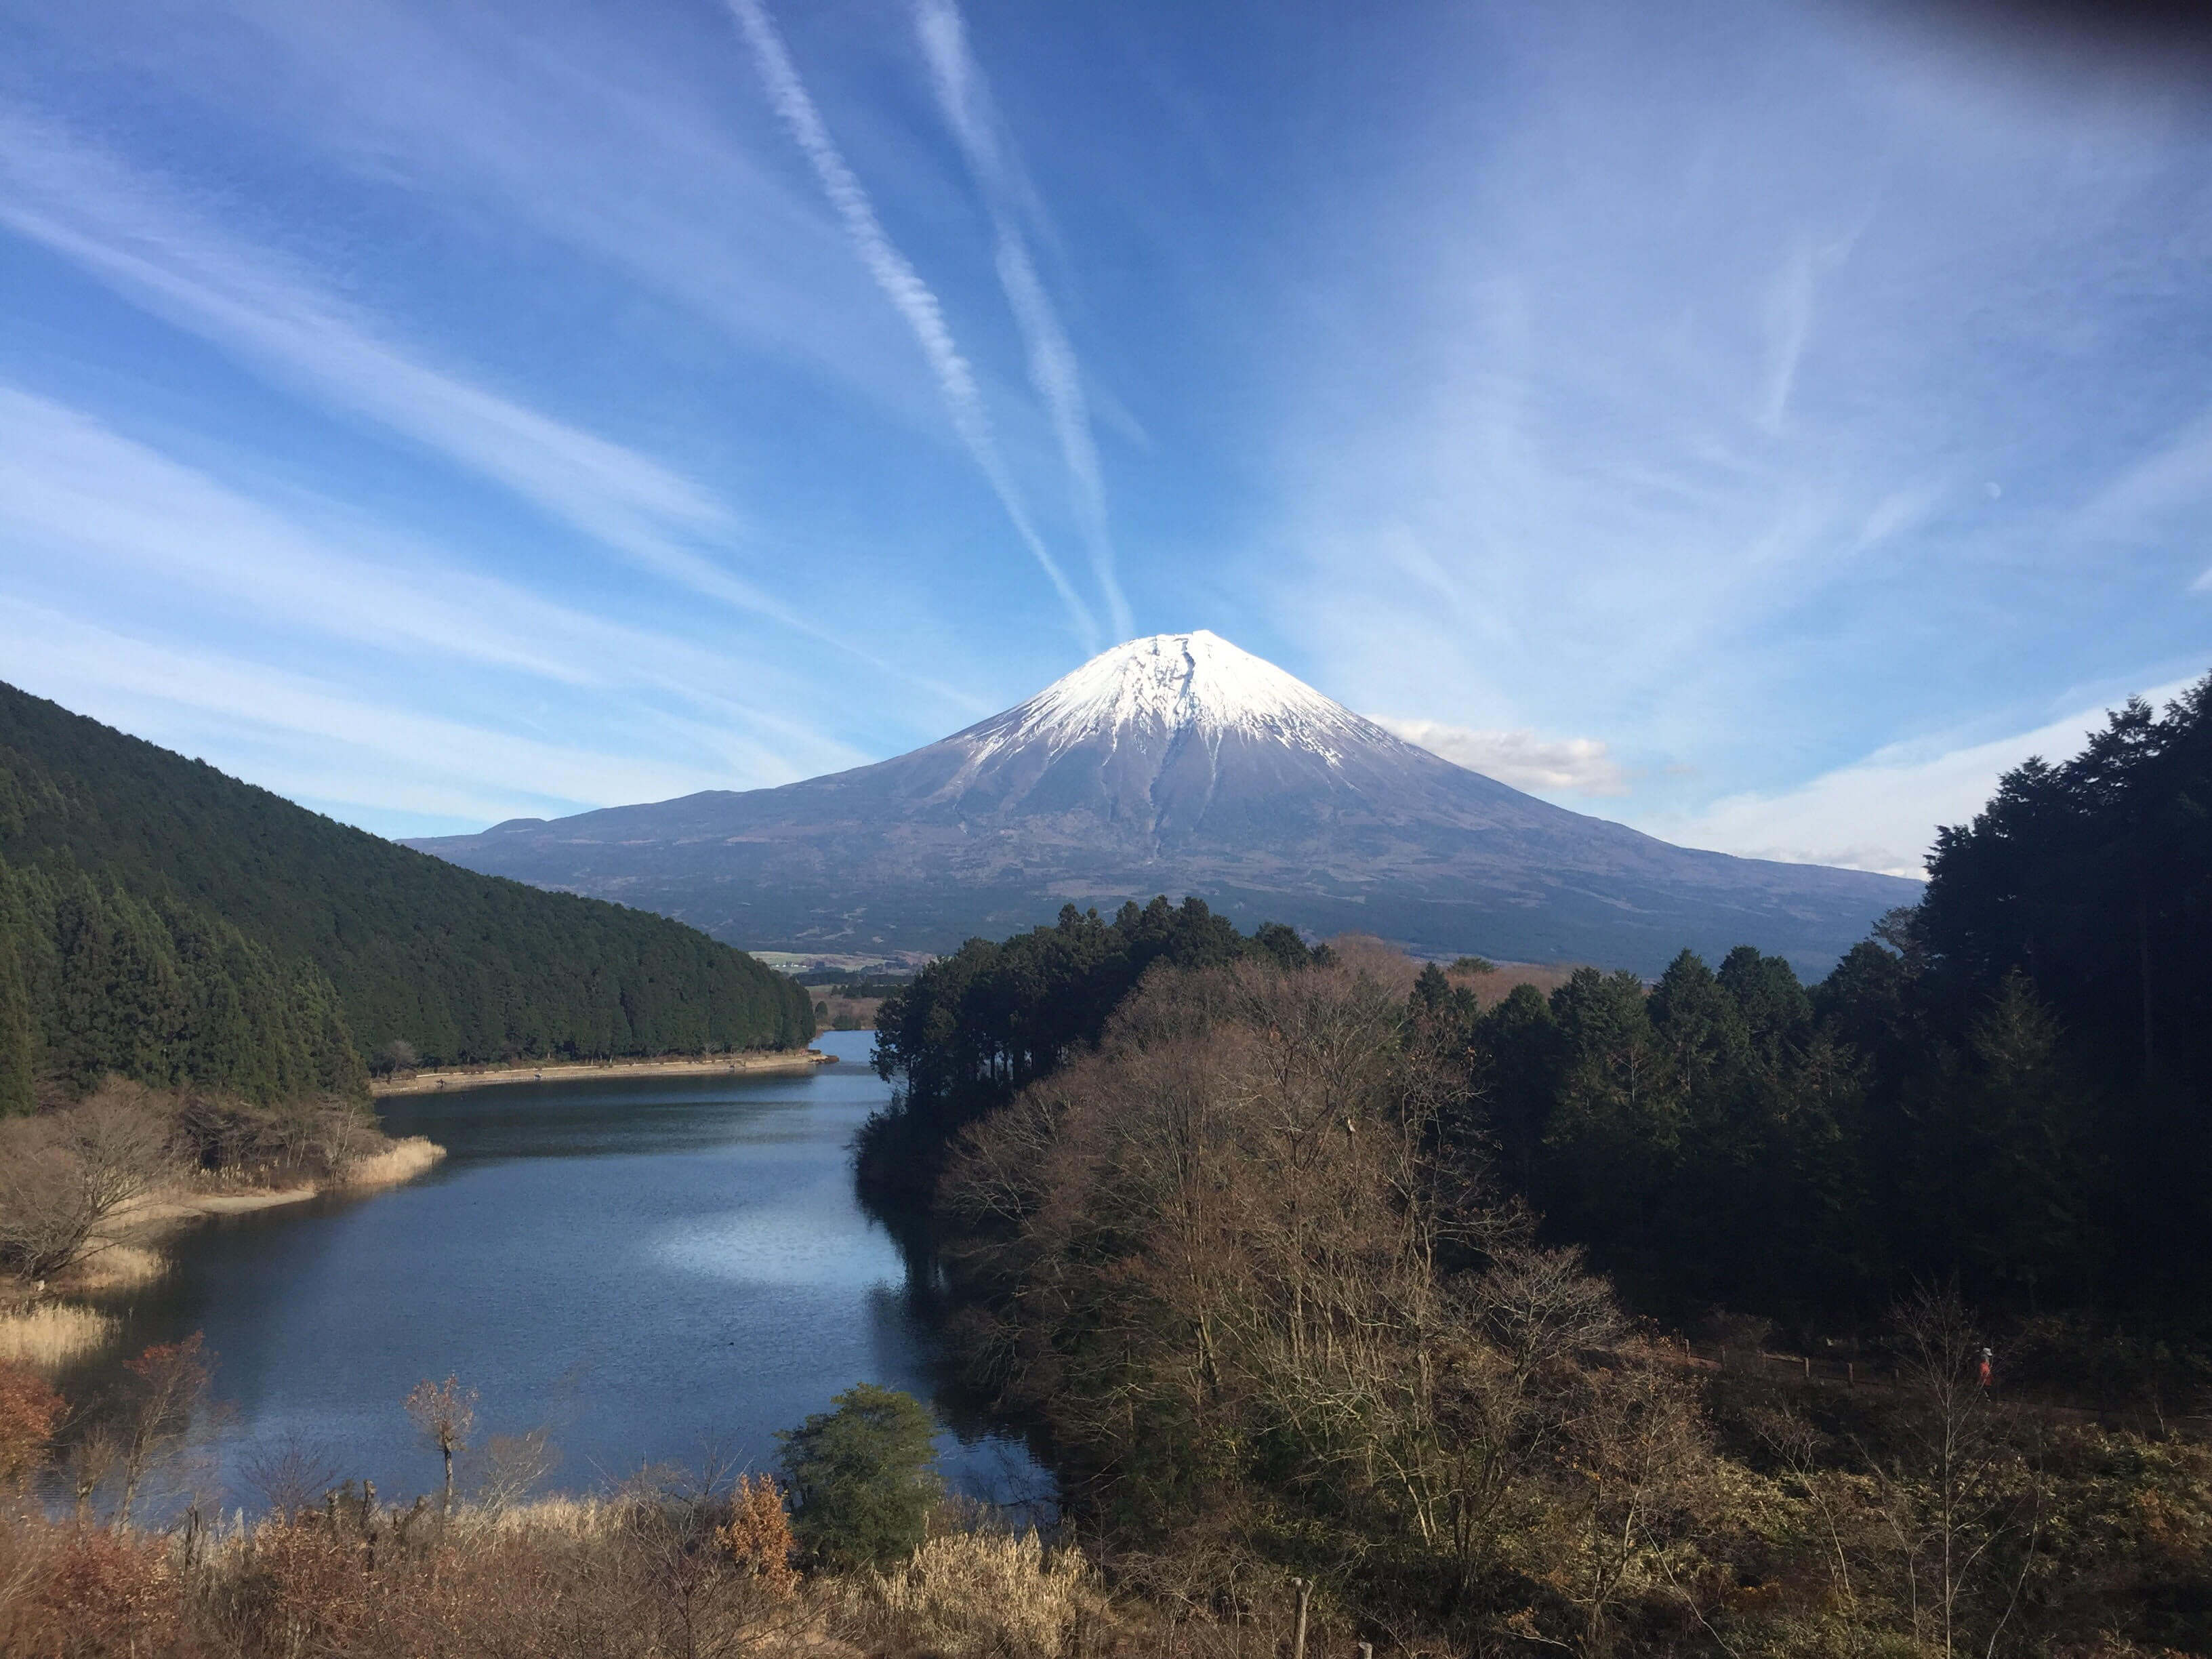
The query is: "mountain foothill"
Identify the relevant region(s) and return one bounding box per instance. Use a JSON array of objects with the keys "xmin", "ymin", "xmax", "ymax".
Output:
[{"xmin": 0, "ymin": 681, "xmax": 815, "ymax": 1111}]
